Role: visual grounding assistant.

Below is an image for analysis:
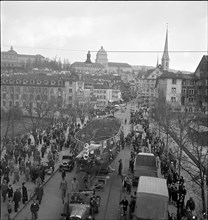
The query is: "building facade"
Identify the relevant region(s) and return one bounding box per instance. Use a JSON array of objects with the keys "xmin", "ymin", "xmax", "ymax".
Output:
[{"xmin": 1, "ymin": 46, "xmax": 45, "ymax": 69}]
